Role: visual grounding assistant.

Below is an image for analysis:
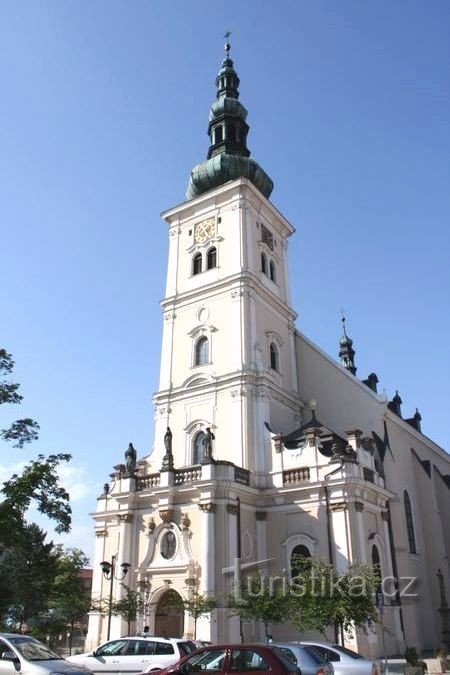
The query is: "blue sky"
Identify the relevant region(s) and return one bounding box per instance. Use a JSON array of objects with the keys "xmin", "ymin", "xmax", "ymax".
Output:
[{"xmin": 1, "ymin": 1, "xmax": 449, "ymax": 562}]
